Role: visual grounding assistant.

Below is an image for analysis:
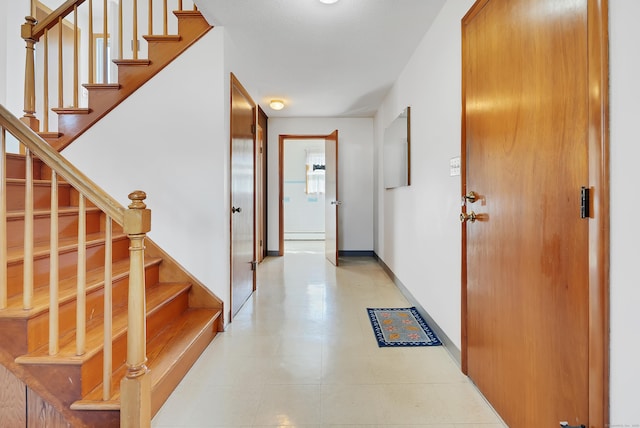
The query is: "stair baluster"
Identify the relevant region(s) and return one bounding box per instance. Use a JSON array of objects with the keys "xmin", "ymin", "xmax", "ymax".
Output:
[
  {"xmin": 49, "ymin": 170, "xmax": 59, "ymax": 355},
  {"xmin": 23, "ymin": 148, "xmax": 34, "ymax": 310},
  {"xmin": 103, "ymin": 214, "xmax": 113, "ymax": 400},
  {"xmin": 102, "ymin": 0, "xmax": 109, "ymax": 83},
  {"xmin": 76, "ymin": 193, "xmax": 87, "ymax": 356},
  {"xmin": 133, "ymin": 0, "xmax": 139, "ymax": 60}
]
